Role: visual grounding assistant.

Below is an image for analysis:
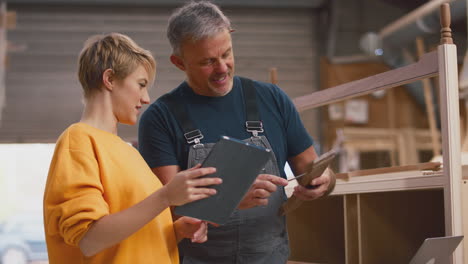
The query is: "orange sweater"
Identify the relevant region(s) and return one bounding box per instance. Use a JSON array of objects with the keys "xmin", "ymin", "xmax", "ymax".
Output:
[{"xmin": 43, "ymin": 123, "xmax": 178, "ymax": 264}]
